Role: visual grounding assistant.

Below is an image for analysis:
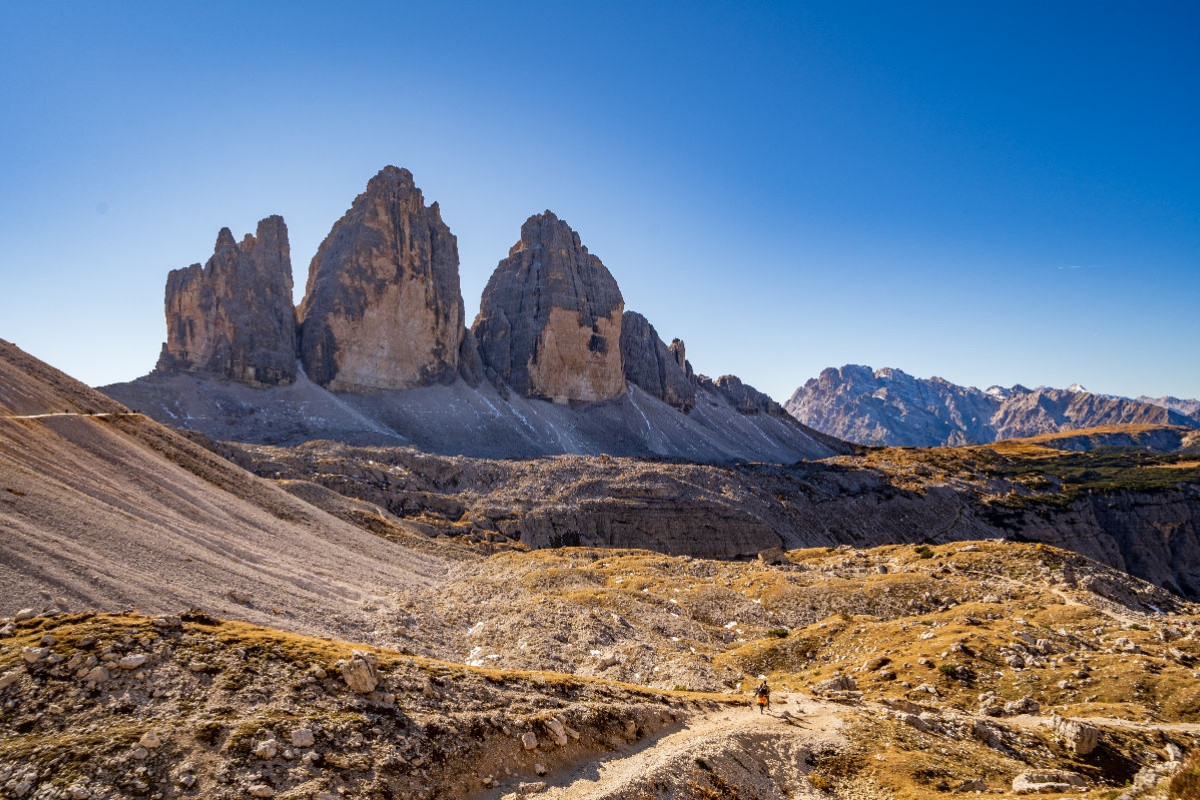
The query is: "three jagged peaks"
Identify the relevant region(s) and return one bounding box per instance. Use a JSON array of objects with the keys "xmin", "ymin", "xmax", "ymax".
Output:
[{"xmin": 148, "ymin": 165, "xmax": 770, "ymax": 415}]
